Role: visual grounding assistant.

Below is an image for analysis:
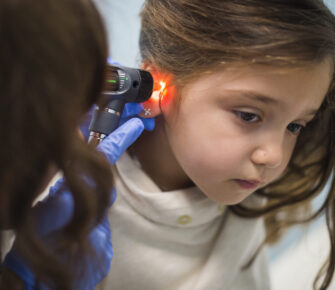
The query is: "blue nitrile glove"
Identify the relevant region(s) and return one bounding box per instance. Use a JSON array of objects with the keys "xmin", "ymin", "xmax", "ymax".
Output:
[
  {"xmin": 80, "ymin": 102, "xmax": 155, "ymax": 139},
  {"xmin": 3, "ymin": 117, "xmax": 145, "ymax": 290},
  {"xmin": 119, "ymin": 102, "xmax": 155, "ymax": 131}
]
